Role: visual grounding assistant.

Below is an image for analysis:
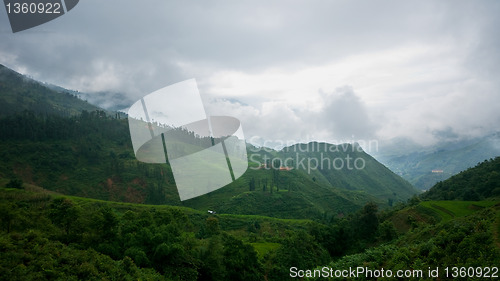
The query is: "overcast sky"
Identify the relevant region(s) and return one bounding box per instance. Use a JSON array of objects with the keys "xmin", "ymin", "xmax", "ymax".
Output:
[{"xmin": 1, "ymin": 0, "xmax": 499, "ymax": 149}]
